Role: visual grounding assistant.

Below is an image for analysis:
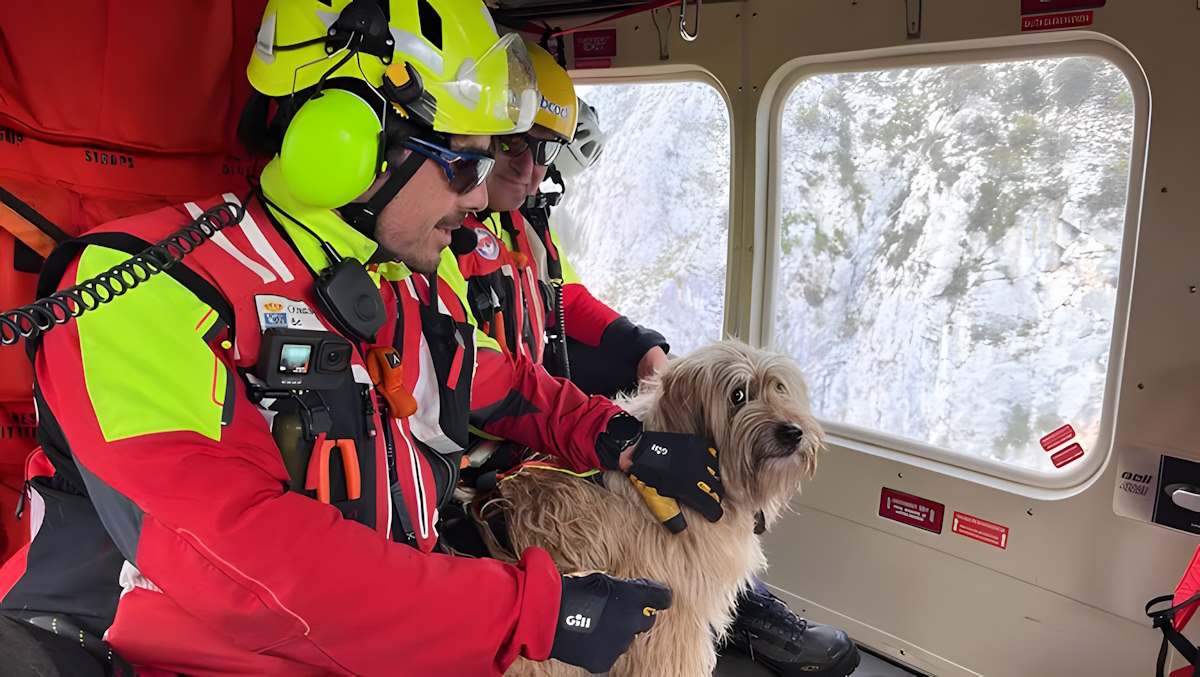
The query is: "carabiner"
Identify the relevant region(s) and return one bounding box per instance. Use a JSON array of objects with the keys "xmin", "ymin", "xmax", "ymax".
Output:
[{"xmin": 680, "ymin": 0, "xmax": 701, "ymax": 42}]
